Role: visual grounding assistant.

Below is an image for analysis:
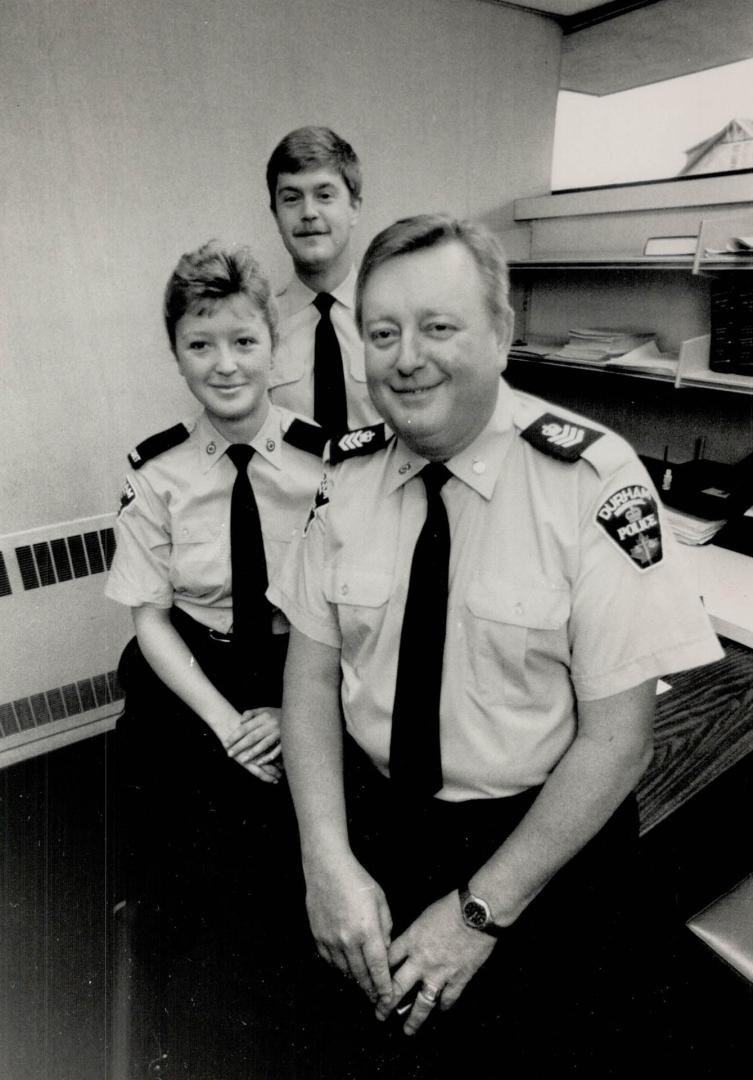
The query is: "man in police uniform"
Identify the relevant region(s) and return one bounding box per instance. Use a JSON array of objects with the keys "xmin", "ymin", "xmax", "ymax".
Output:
[
  {"xmin": 269, "ymin": 215, "xmax": 724, "ymax": 1075},
  {"xmin": 266, "ymin": 126, "xmax": 381, "ymax": 434}
]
